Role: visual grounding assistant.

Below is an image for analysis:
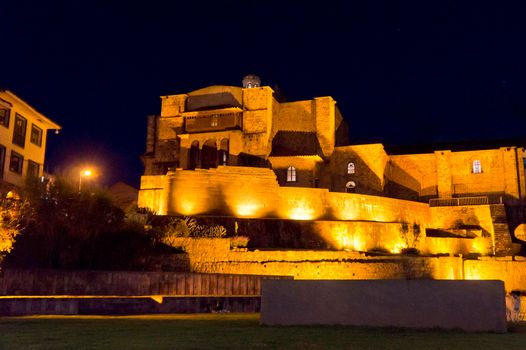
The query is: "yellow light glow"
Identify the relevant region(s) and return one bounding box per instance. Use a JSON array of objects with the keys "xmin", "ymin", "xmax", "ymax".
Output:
[
  {"xmin": 353, "ymin": 236, "xmax": 365, "ymax": 251},
  {"xmin": 390, "ymin": 242, "xmax": 406, "ymax": 254},
  {"xmin": 179, "ymin": 201, "xmax": 197, "ymax": 215},
  {"xmin": 470, "ymin": 238, "xmax": 490, "ymax": 255},
  {"xmin": 235, "ymin": 202, "xmax": 262, "ymax": 217},
  {"xmin": 288, "ymin": 200, "xmax": 316, "ymax": 220},
  {"xmin": 81, "ymin": 169, "xmax": 93, "ymax": 177}
]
